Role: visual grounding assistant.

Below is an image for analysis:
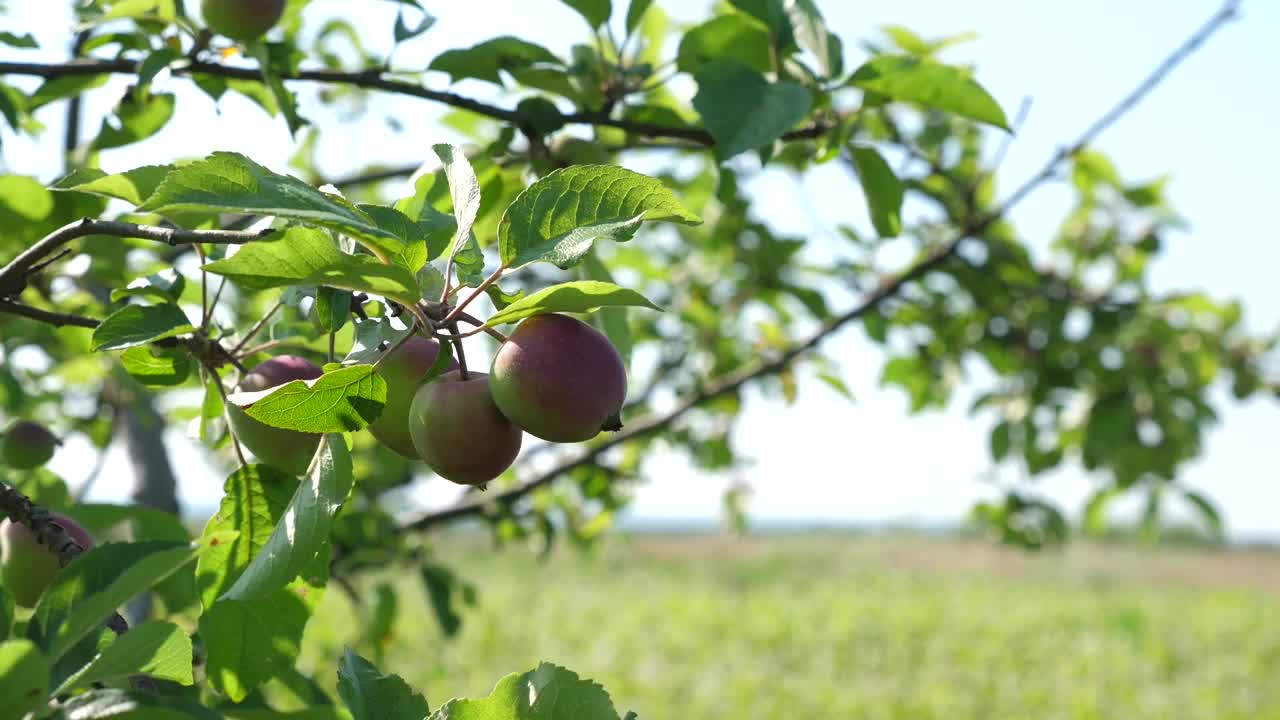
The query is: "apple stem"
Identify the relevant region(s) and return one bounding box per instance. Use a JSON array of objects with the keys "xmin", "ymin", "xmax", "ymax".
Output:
[{"xmin": 448, "ymin": 321, "xmax": 470, "ymax": 380}]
